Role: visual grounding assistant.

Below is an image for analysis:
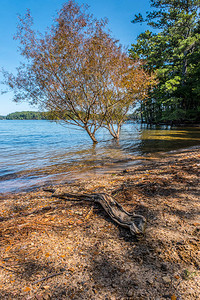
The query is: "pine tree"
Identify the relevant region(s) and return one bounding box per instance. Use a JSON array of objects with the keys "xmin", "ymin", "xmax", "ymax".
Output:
[{"xmin": 129, "ymin": 0, "xmax": 200, "ymax": 124}]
